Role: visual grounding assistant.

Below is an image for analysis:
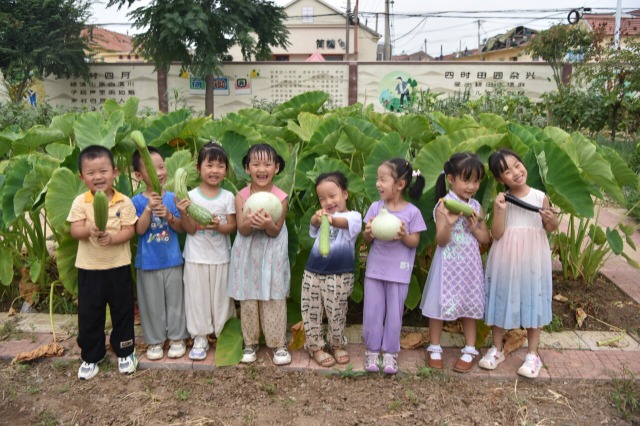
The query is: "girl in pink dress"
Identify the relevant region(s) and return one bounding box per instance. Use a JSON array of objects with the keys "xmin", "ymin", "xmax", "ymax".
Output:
[
  {"xmin": 421, "ymin": 153, "xmax": 490, "ymax": 372},
  {"xmin": 480, "ymin": 149, "xmax": 559, "ymax": 378}
]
